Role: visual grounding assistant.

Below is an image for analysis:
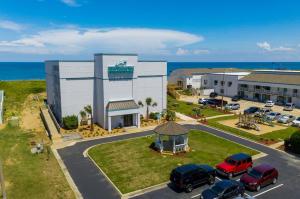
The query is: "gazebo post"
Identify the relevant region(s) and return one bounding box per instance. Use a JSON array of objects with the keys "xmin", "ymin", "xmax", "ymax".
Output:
[{"xmin": 173, "ymin": 136, "xmax": 176, "ymax": 154}]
